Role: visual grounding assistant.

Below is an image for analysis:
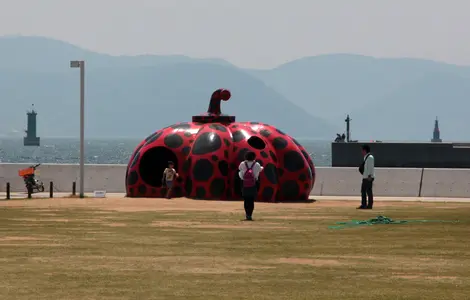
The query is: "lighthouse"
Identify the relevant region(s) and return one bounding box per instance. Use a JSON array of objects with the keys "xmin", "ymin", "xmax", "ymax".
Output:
[
  {"xmin": 23, "ymin": 104, "xmax": 40, "ymax": 146},
  {"xmin": 431, "ymin": 117, "xmax": 442, "ymax": 143}
]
